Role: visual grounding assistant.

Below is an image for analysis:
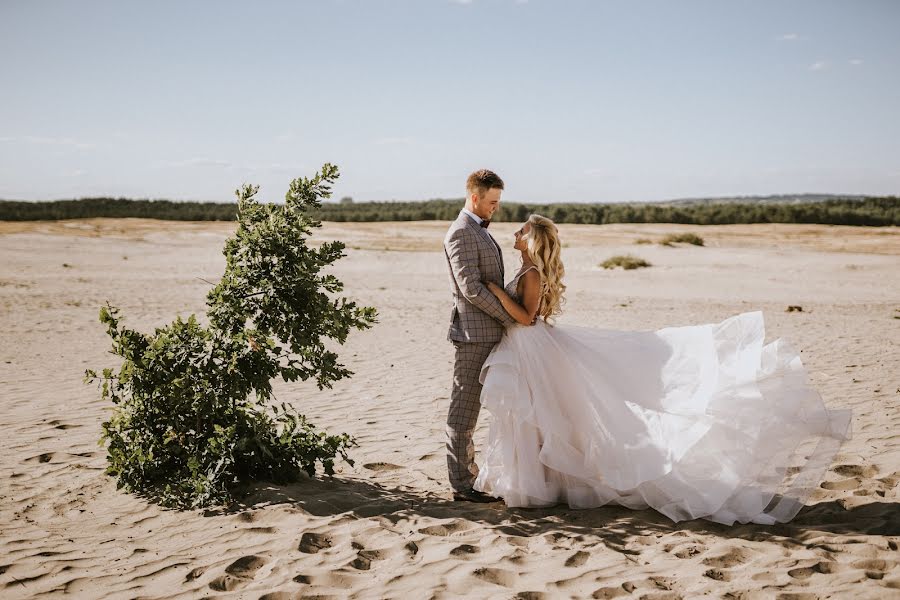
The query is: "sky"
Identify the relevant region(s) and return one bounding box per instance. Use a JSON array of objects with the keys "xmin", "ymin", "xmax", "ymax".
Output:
[{"xmin": 1, "ymin": 0, "xmax": 898, "ymax": 204}]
